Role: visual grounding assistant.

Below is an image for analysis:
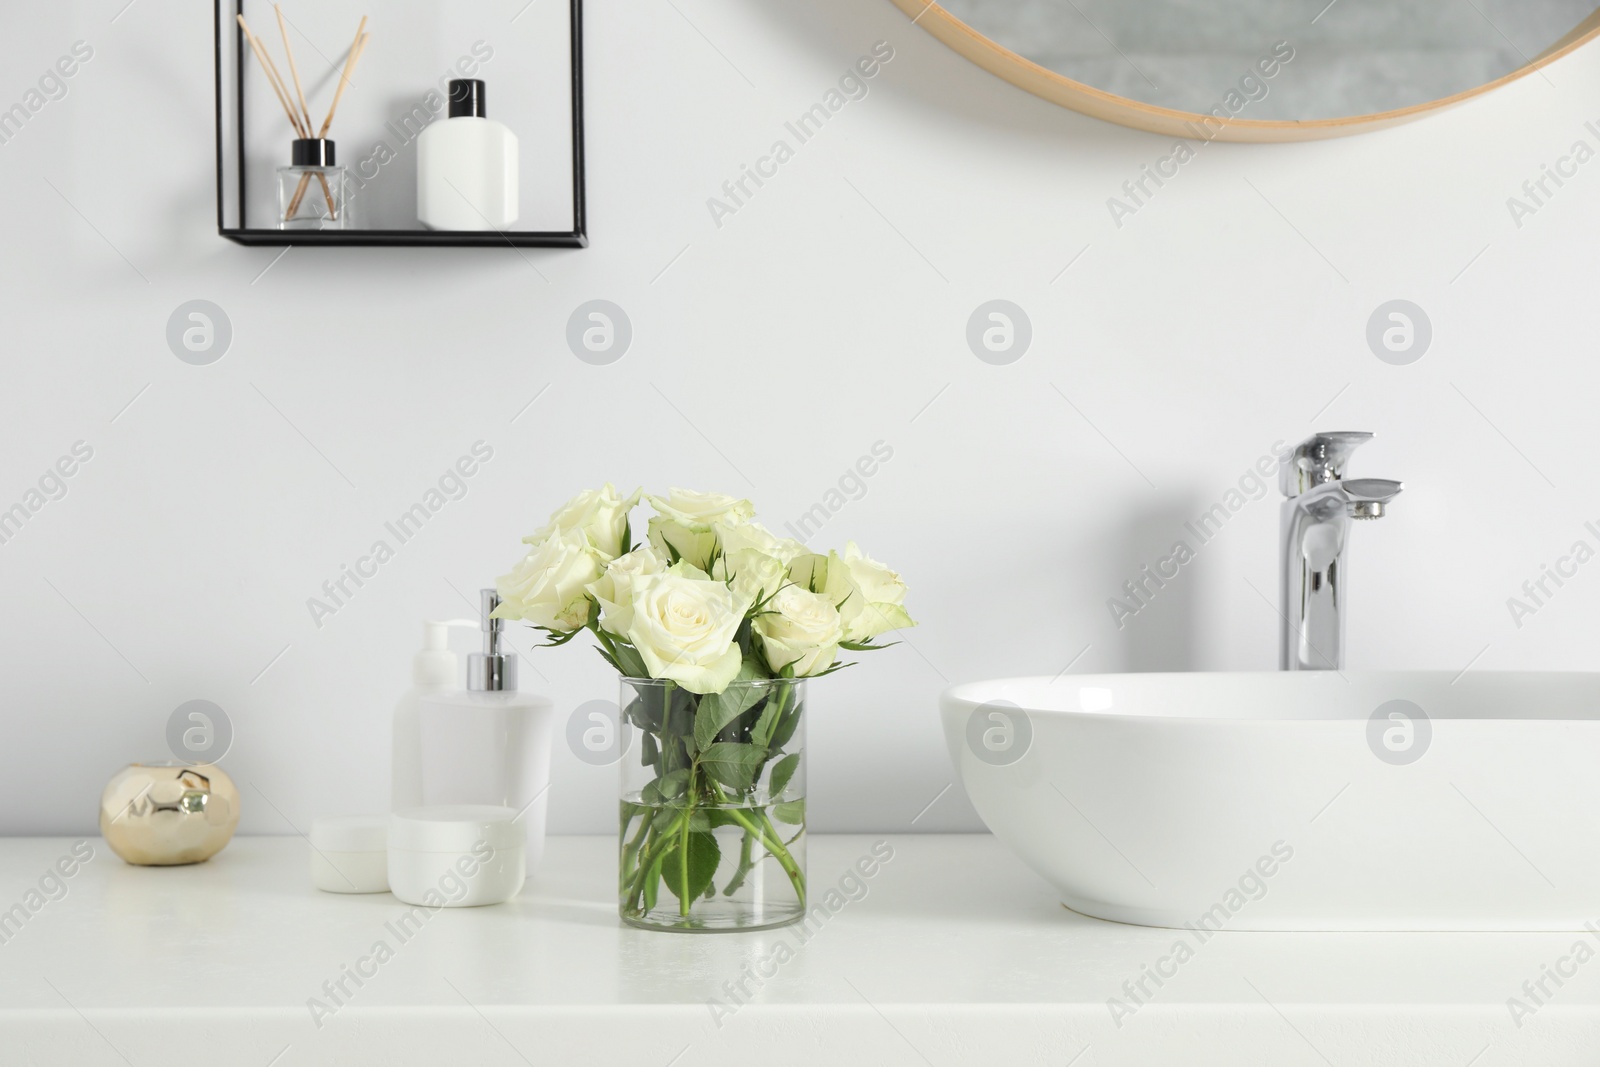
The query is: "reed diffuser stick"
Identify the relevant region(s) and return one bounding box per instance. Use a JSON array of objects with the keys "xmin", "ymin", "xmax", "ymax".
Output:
[
  {"xmin": 241, "ymin": 12, "xmax": 319, "ymax": 218},
  {"xmin": 274, "ymin": 5, "xmax": 315, "ymax": 134},
  {"xmin": 319, "ymin": 19, "xmax": 369, "ymax": 138},
  {"xmin": 237, "ymin": 15, "xmax": 305, "ymax": 137},
  {"xmin": 286, "ymin": 165, "xmax": 338, "ymax": 220},
  {"xmin": 298, "ymin": 26, "xmax": 368, "ymax": 218},
  {"xmin": 239, "ymin": 8, "xmax": 369, "ymax": 227},
  {"xmin": 264, "ymin": 53, "xmax": 307, "ymax": 135},
  {"xmin": 286, "ymin": 172, "xmax": 314, "ymax": 218}
]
